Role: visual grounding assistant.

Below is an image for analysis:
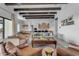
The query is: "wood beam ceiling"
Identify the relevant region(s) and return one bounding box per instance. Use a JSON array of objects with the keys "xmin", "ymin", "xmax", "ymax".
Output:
[
  {"xmin": 24, "ymin": 16, "xmax": 54, "ymax": 19},
  {"xmin": 19, "ymin": 12, "xmax": 57, "ymax": 14},
  {"xmin": 23, "ymin": 15, "xmax": 54, "ymax": 19},
  {"xmin": 5, "ymin": 3, "xmax": 68, "ymax": 6},
  {"xmin": 14, "ymin": 7, "xmax": 61, "ymax": 11},
  {"xmin": 23, "ymin": 15, "xmax": 54, "ymax": 17},
  {"xmin": 5, "ymin": 3, "xmax": 63, "ymax": 19}
]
